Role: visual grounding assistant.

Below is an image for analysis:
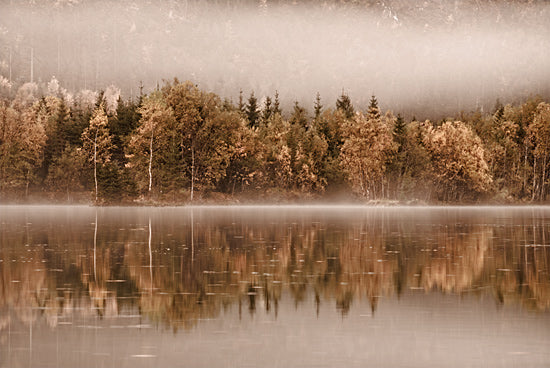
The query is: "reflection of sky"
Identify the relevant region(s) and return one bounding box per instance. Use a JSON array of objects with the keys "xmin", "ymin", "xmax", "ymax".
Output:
[{"xmin": 2, "ymin": 292, "xmax": 549, "ymax": 368}]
